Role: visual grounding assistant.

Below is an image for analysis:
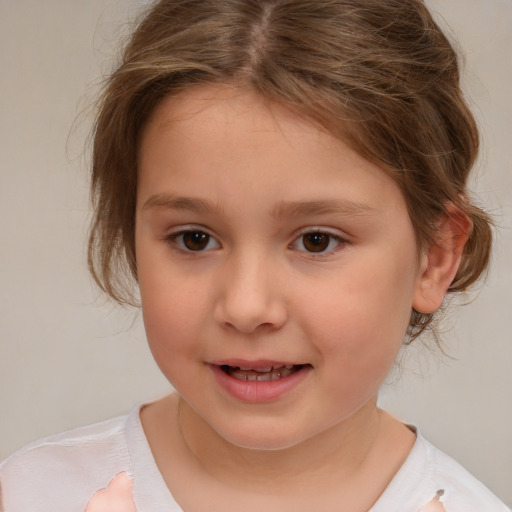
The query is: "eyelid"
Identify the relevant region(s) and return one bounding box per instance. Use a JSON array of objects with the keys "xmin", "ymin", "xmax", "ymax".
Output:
[
  {"xmin": 165, "ymin": 224, "xmax": 221, "ymax": 252},
  {"xmin": 290, "ymin": 226, "xmax": 349, "ymax": 256}
]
